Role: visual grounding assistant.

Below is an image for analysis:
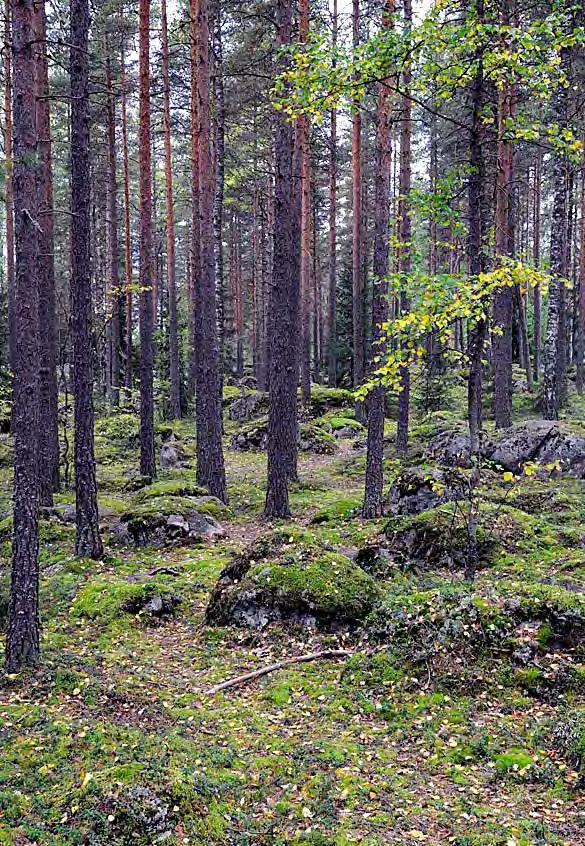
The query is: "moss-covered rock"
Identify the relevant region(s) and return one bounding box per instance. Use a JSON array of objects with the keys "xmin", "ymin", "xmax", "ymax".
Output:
[
  {"xmin": 108, "ymin": 494, "xmax": 225, "ymax": 547},
  {"xmin": 132, "ymin": 479, "xmax": 207, "ymax": 504},
  {"xmin": 71, "ymin": 577, "xmax": 180, "ymax": 624},
  {"xmin": 386, "ymin": 467, "xmax": 467, "ymax": 516},
  {"xmin": 311, "ymin": 495, "xmax": 362, "ymax": 524},
  {"xmin": 206, "ymin": 527, "xmax": 381, "ymax": 629},
  {"xmin": 230, "ymin": 417, "xmax": 337, "ymax": 454},
  {"xmin": 308, "ymin": 385, "xmax": 354, "ymax": 416}
]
